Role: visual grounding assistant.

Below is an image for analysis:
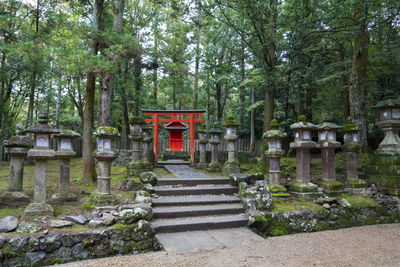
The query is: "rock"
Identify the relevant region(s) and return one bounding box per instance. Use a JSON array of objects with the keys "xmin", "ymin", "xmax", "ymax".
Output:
[
  {"xmin": 322, "ymin": 203, "xmax": 331, "ymax": 209},
  {"xmin": 120, "ymin": 178, "xmax": 143, "ymax": 191},
  {"xmin": 102, "ymin": 213, "xmax": 116, "ymax": 226},
  {"xmin": 88, "ymin": 219, "xmax": 103, "ymax": 228},
  {"xmin": 331, "ymin": 203, "xmax": 338, "ymax": 208},
  {"xmin": 72, "ymin": 243, "xmax": 88, "ymax": 259},
  {"xmin": 135, "ymin": 196, "xmax": 151, "ymax": 204},
  {"xmin": 50, "ymin": 220, "xmax": 73, "ymax": 228},
  {"xmin": 65, "ymin": 215, "xmax": 87, "ymax": 225},
  {"xmin": 42, "ymin": 229, "xmax": 49, "ymax": 235},
  {"xmin": 0, "ymin": 216, "xmax": 18, "ymax": 232},
  {"xmin": 139, "ymin": 171, "xmax": 158, "ymax": 185},
  {"xmin": 119, "ymin": 203, "xmax": 151, "ymax": 211},
  {"xmin": 143, "ymin": 183, "xmax": 155, "ymax": 193},
  {"xmin": 9, "ymin": 236, "xmax": 28, "ymax": 250},
  {"xmin": 0, "ymin": 235, "xmax": 5, "ymax": 248},
  {"xmin": 339, "ymin": 198, "xmax": 351, "ymax": 208},
  {"xmin": 26, "ymin": 252, "xmax": 46, "ymax": 264},
  {"xmin": 39, "ymin": 236, "xmax": 61, "ymax": 252},
  {"xmin": 316, "ymin": 197, "xmax": 337, "ymax": 205},
  {"xmin": 60, "ymin": 234, "xmax": 75, "ymax": 247},
  {"xmin": 120, "ymin": 207, "xmax": 152, "ymax": 224},
  {"xmin": 258, "ymin": 186, "xmax": 273, "ymax": 211},
  {"xmin": 136, "ymin": 190, "xmax": 151, "ymax": 197},
  {"xmin": 95, "ymin": 205, "xmax": 118, "ymax": 211},
  {"xmin": 17, "ymin": 222, "xmax": 42, "ymax": 234},
  {"xmin": 255, "ymin": 180, "xmax": 268, "ymax": 188},
  {"xmin": 229, "ymin": 173, "xmax": 251, "ymax": 186},
  {"xmin": 54, "ymin": 246, "xmax": 72, "ymax": 260}
]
